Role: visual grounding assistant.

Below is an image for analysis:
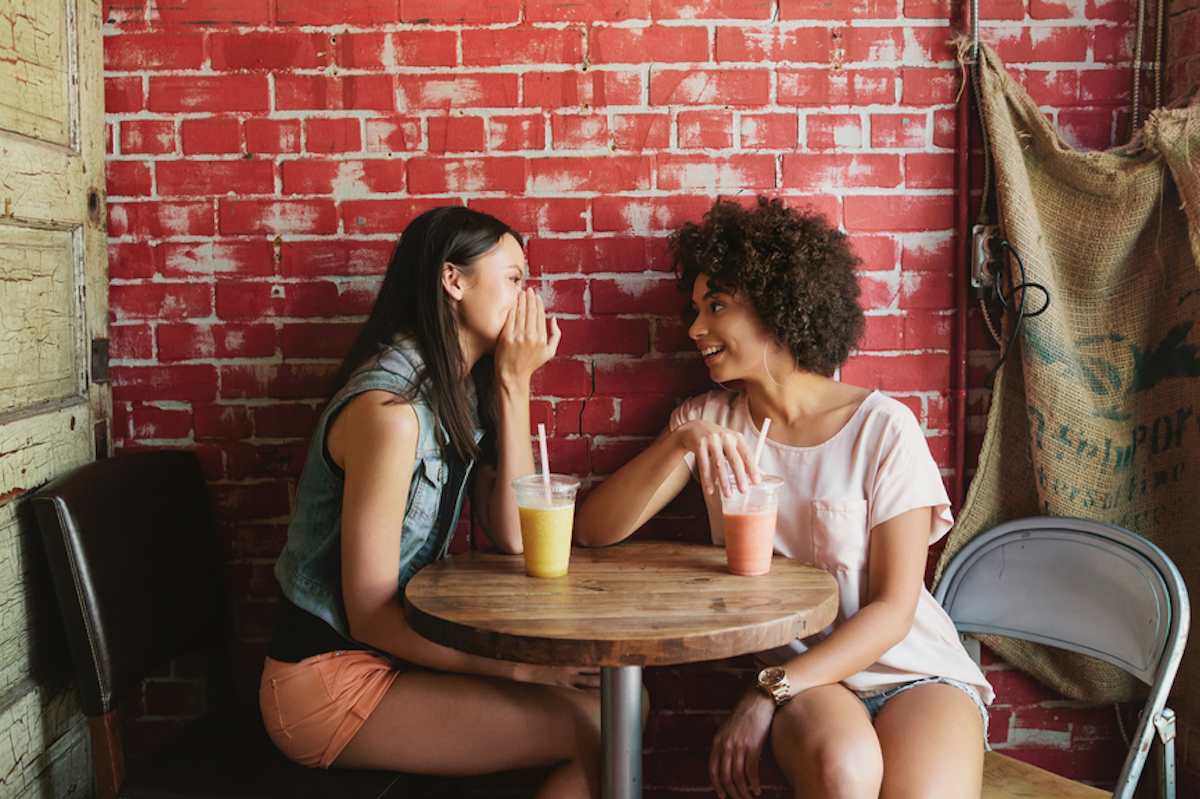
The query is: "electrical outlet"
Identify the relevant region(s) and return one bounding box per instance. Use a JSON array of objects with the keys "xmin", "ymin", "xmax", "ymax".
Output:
[{"xmin": 971, "ymin": 224, "xmax": 998, "ymax": 288}]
